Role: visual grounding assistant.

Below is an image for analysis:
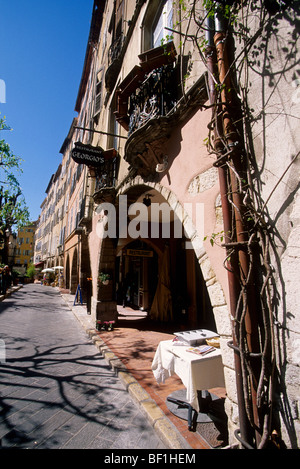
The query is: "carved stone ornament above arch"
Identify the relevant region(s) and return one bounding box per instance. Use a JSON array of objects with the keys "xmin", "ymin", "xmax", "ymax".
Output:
[{"xmin": 124, "ymin": 74, "xmax": 208, "ymax": 179}]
